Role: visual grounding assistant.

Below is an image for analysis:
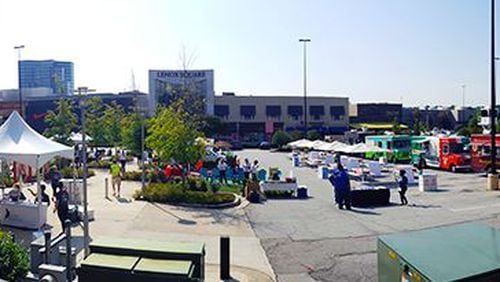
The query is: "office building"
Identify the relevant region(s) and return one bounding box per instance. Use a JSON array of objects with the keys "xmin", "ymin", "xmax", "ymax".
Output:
[
  {"xmin": 148, "ymin": 69, "xmax": 214, "ymax": 115},
  {"xmin": 20, "ymin": 60, "xmax": 74, "ymax": 95},
  {"xmin": 350, "ymin": 103, "xmax": 402, "ymax": 124},
  {"xmin": 214, "ymin": 93, "xmax": 349, "ymax": 143}
]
